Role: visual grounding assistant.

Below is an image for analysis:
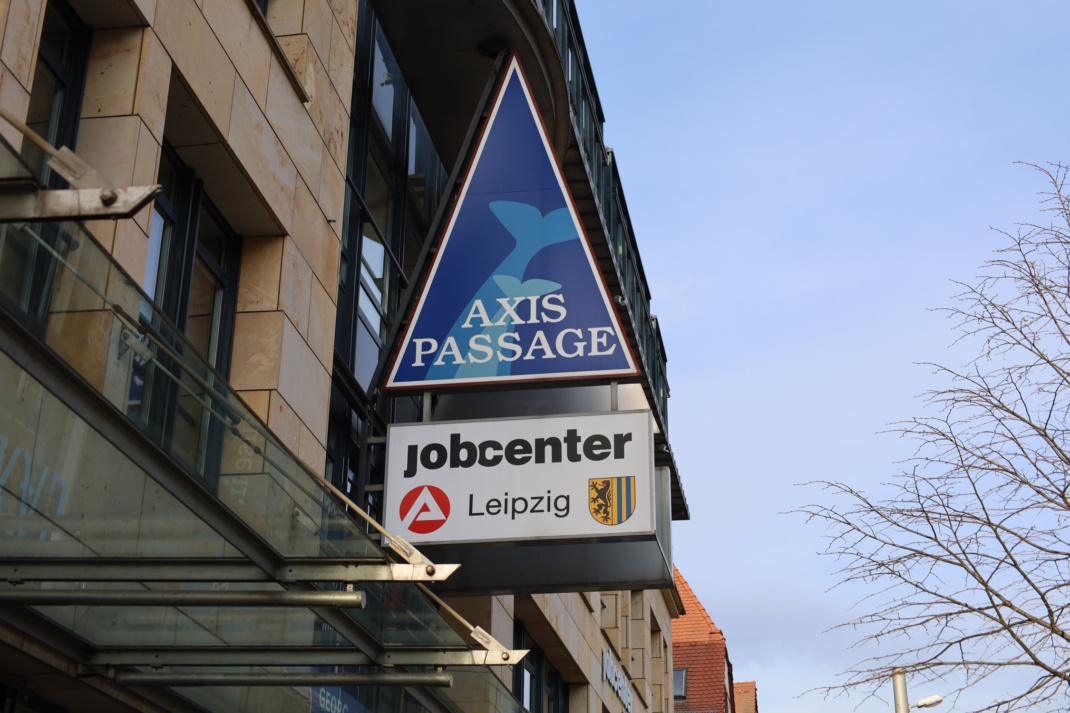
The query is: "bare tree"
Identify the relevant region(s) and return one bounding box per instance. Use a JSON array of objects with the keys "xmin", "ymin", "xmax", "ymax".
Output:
[{"xmin": 799, "ymin": 163, "xmax": 1070, "ymax": 712}]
